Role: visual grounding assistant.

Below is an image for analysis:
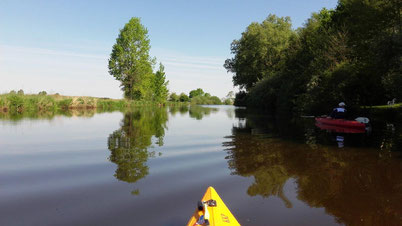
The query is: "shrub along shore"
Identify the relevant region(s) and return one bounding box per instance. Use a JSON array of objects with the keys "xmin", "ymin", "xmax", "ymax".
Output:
[{"xmin": 0, "ymin": 93, "xmax": 186, "ymax": 113}]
